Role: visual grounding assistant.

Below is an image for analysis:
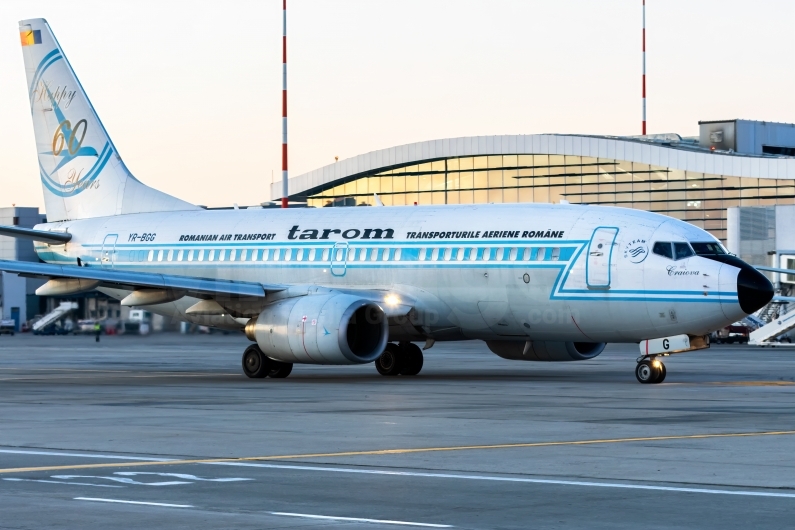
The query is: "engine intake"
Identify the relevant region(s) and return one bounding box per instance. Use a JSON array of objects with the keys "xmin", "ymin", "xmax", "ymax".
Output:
[
  {"xmin": 486, "ymin": 340, "xmax": 605, "ymax": 362},
  {"xmin": 245, "ymin": 293, "xmax": 388, "ymax": 364}
]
